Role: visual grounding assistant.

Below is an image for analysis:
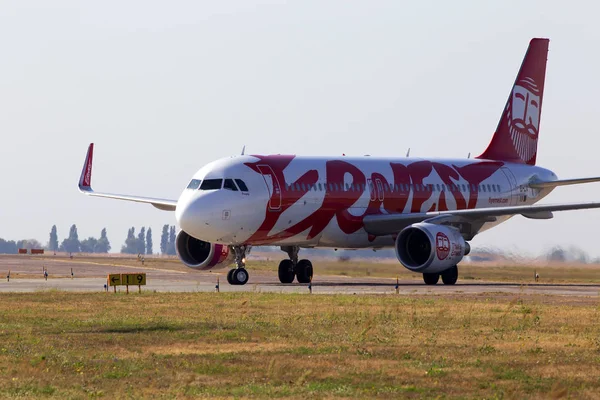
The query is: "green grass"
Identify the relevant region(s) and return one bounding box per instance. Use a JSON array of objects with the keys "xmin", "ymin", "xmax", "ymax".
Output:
[{"xmin": 0, "ymin": 292, "xmax": 599, "ymax": 398}]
